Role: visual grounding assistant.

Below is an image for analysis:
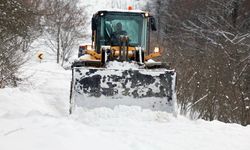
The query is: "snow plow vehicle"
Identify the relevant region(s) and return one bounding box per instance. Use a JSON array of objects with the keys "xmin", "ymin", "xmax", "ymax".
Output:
[{"xmin": 69, "ymin": 9, "xmax": 176, "ymax": 114}]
